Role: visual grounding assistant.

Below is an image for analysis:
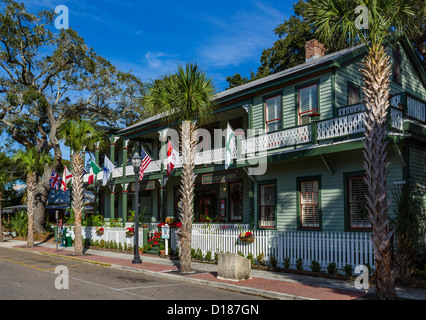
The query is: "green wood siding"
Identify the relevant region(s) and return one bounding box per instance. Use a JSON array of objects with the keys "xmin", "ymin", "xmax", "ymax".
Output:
[
  {"xmin": 252, "ymin": 148, "xmax": 403, "ymax": 232},
  {"xmin": 251, "ymin": 72, "xmax": 333, "ymax": 131}
]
